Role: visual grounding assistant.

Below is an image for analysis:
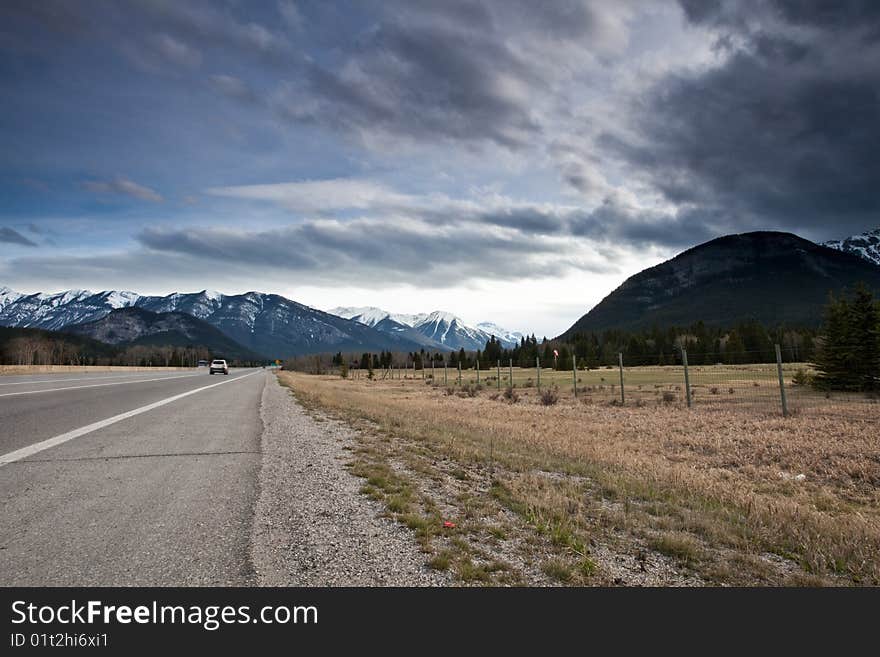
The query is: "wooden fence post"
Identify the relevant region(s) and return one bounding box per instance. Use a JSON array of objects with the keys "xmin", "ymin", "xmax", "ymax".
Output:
[
  {"xmin": 682, "ymin": 347, "xmax": 692, "ymax": 408},
  {"xmin": 618, "ymin": 352, "xmax": 625, "ymax": 405},
  {"xmin": 775, "ymin": 343, "xmax": 789, "ymax": 417}
]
